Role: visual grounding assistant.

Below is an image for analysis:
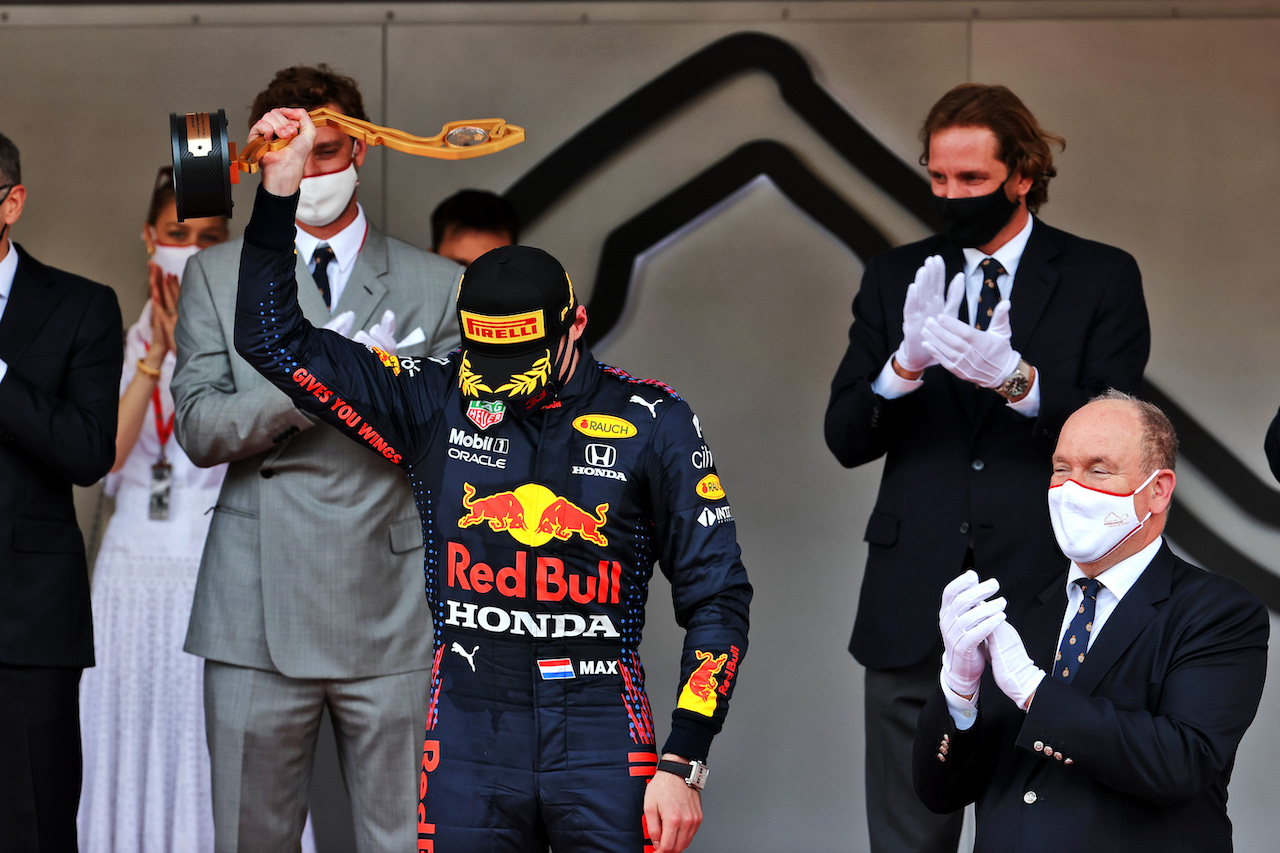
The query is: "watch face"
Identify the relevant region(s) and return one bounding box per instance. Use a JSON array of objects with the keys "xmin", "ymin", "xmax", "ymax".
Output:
[{"xmin": 1003, "ymin": 375, "xmax": 1028, "ymax": 397}]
